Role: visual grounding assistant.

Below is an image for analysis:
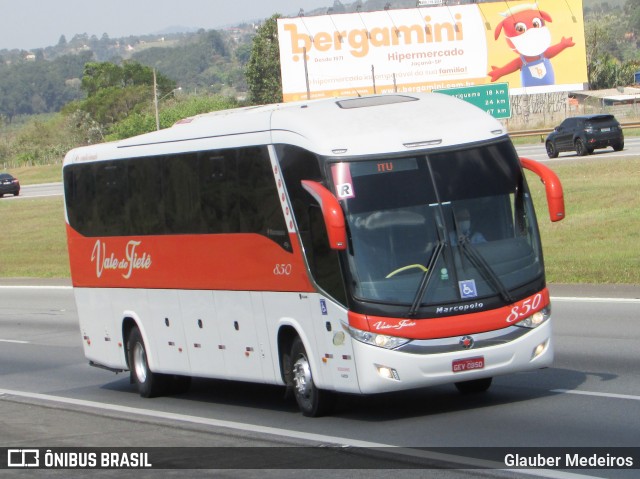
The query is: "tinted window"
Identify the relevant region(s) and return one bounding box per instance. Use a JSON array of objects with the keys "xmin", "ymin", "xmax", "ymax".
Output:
[
  {"xmin": 587, "ymin": 116, "xmax": 616, "ymax": 126},
  {"xmin": 277, "ymin": 144, "xmax": 346, "ymax": 303},
  {"xmin": 64, "ymin": 146, "xmax": 291, "ymax": 251}
]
